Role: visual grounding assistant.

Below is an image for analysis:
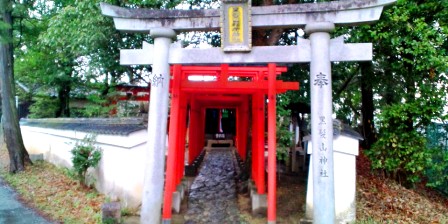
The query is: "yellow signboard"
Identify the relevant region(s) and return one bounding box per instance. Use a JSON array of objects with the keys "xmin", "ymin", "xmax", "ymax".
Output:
[
  {"xmin": 228, "ymin": 6, "xmax": 244, "ymax": 43},
  {"xmin": 221, "ymin": 0, "xmax": 251, "ymax": 52}
]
